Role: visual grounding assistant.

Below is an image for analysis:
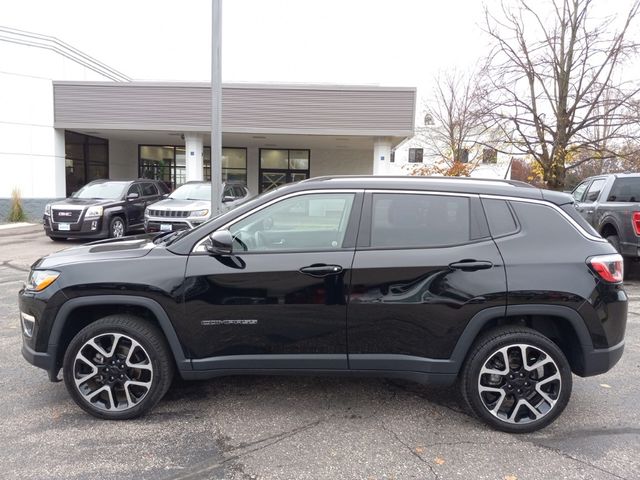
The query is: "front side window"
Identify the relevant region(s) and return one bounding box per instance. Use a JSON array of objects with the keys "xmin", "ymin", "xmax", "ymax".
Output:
[
  {"xmin": 370, "ymin": 193, "xmax": 470, "ymax": 248},
  {"xmin": 229, "ymin": 193, "xmax": 355, "ymax": 252},
  {"xmin": 572, "ymin": 181, "xmax": 590, "ymax": 202},
  {"xmin": 141, "ymin": 183, "xmax": 158, "ymax": 197},
  {"xmin": 584, "ymin": 178, "xmax": 606, "ymax": 203}
]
